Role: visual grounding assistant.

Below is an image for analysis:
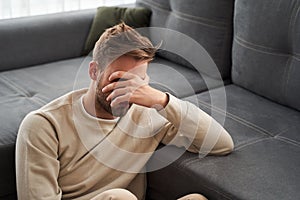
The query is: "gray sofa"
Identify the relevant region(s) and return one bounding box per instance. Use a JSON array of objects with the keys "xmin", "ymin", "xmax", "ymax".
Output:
[{"xmin": 0, "ymin": 0, "xmax": 299, "ymax": 199}]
